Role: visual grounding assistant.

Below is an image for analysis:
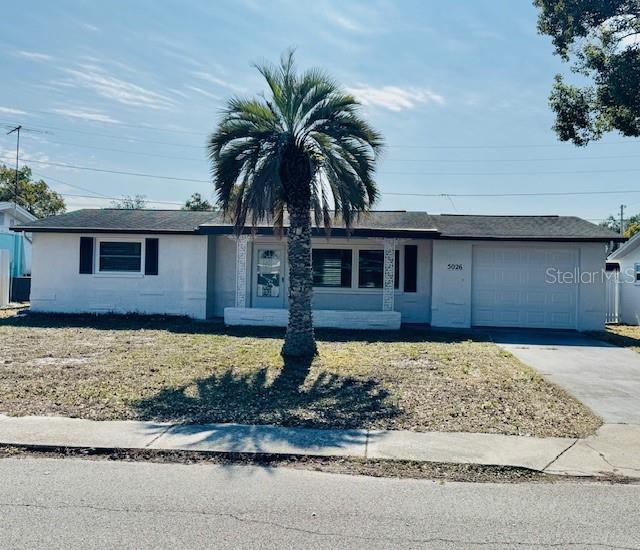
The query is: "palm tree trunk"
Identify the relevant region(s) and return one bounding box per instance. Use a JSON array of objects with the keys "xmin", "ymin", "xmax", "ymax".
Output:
[{"xmin": 282, "ymin": 205, "xmax": 317, "ymax": 358}]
